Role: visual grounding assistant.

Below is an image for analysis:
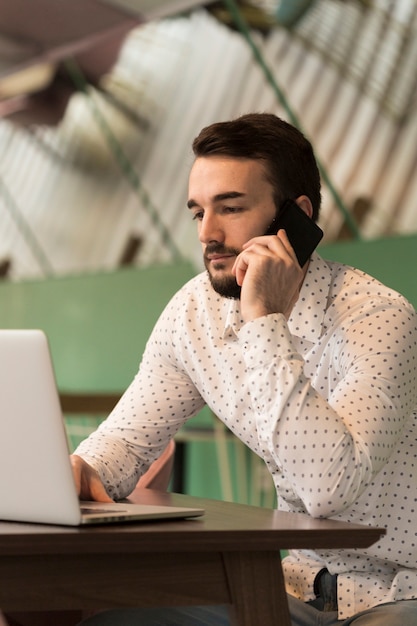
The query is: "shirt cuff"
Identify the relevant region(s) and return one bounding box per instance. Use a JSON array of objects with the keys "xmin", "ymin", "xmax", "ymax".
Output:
[{"xmin": 238, "ymin": 313, "xmax": 298, "ymax": 368}]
